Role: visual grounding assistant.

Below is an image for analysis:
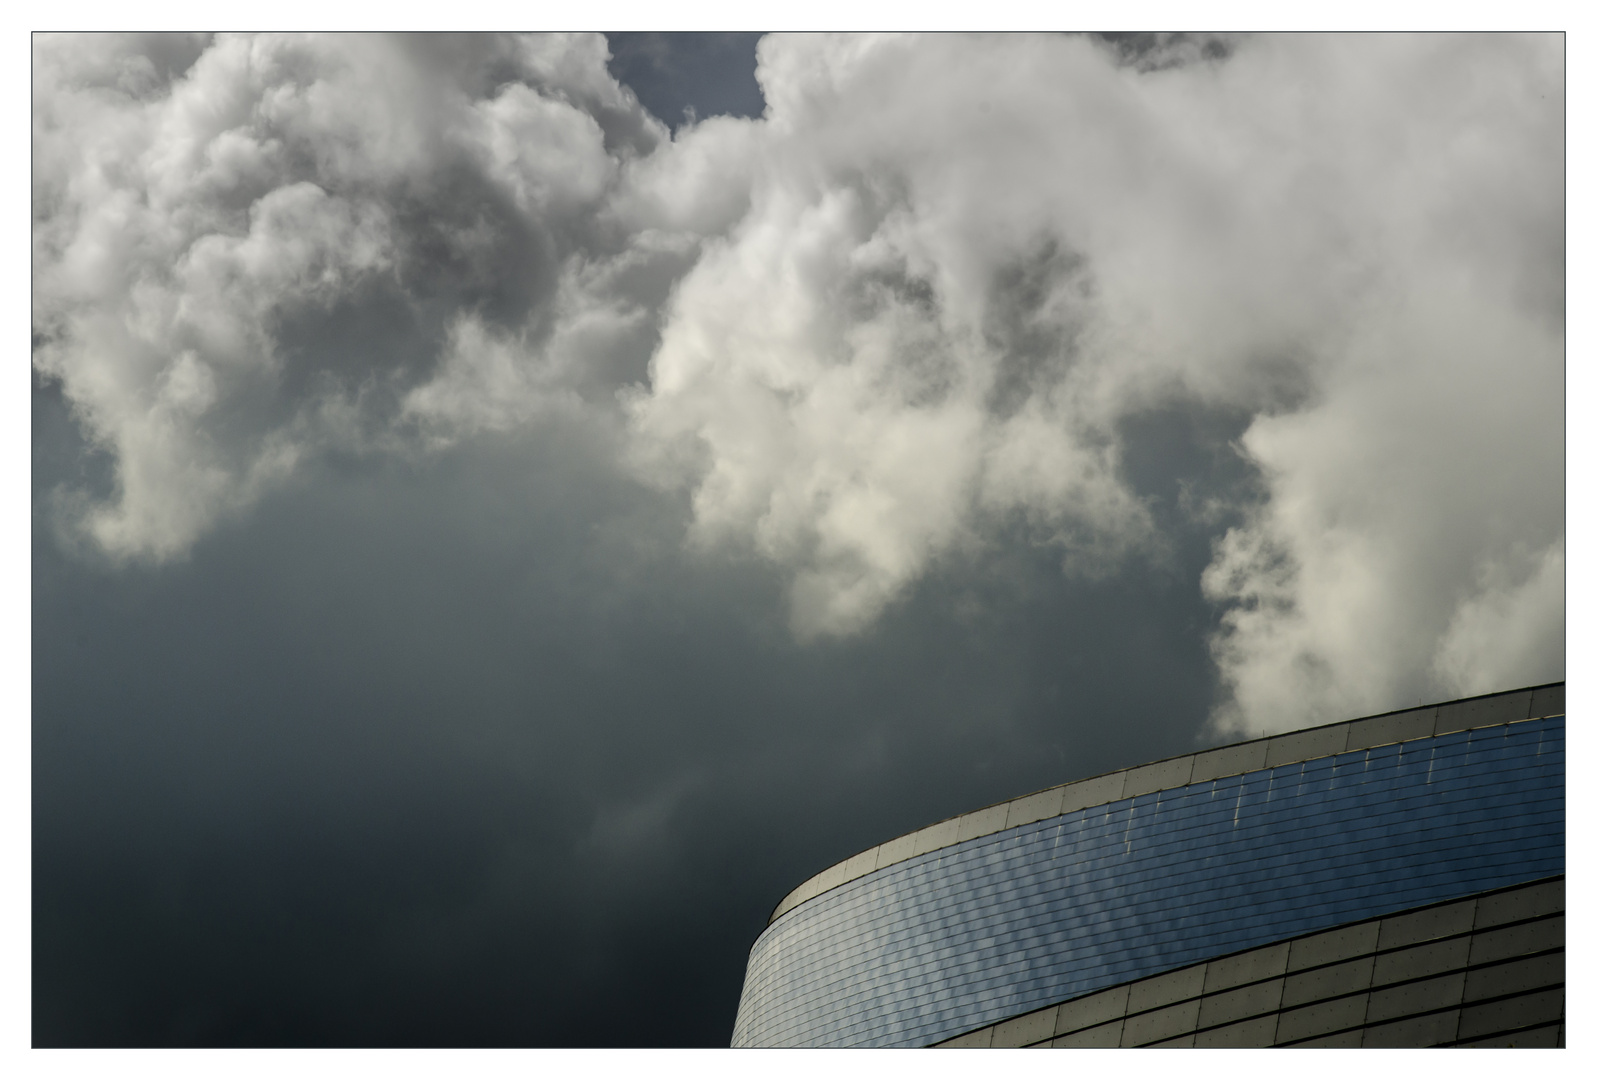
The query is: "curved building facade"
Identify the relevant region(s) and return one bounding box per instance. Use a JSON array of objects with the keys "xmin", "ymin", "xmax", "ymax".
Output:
[{"xmin": 731, "ymin": 684, "xmax": 1565, "ymax": 1048}]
